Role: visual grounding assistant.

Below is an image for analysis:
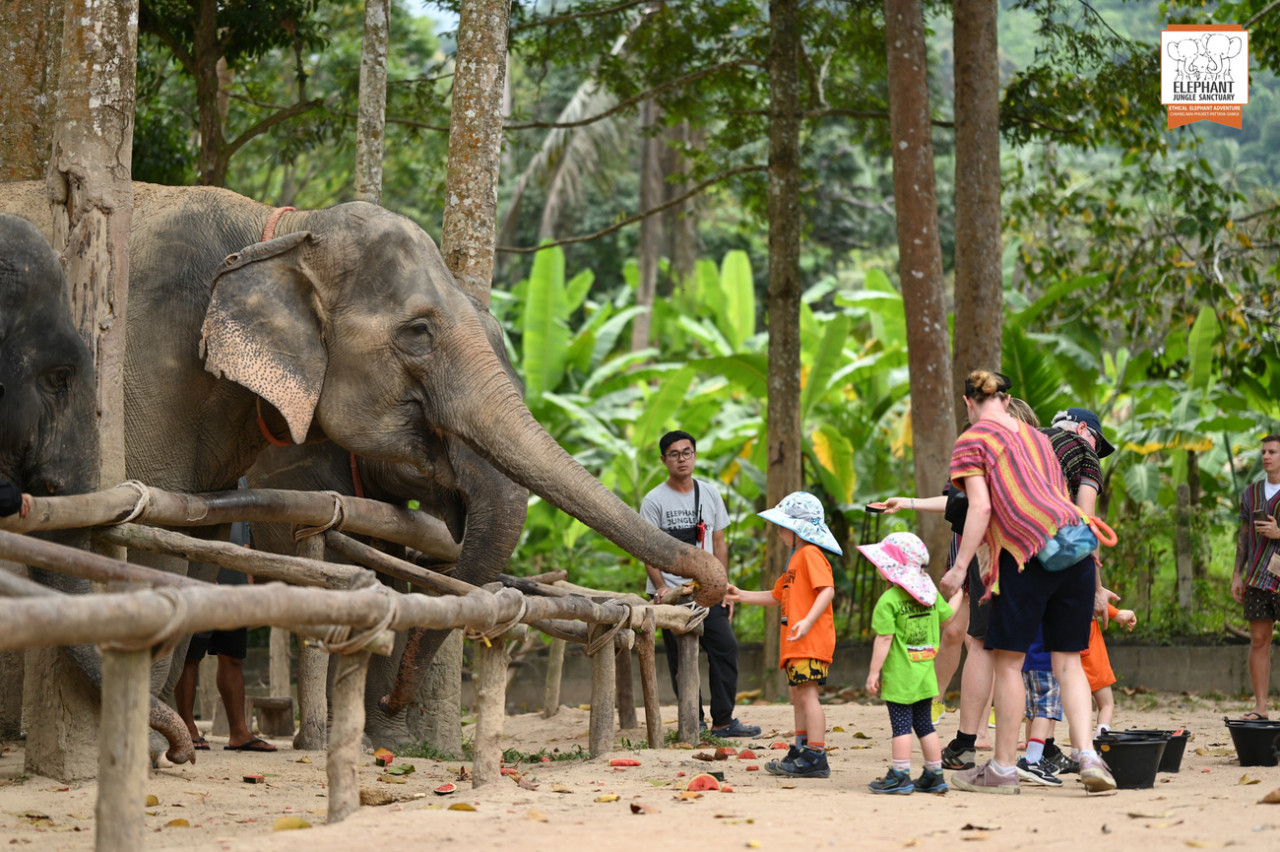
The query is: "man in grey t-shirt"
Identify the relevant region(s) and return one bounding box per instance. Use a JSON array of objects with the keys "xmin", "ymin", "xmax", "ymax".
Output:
[{"xmin": 642, "ymin": 430, "xmax": 759, "ymax": 738}]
